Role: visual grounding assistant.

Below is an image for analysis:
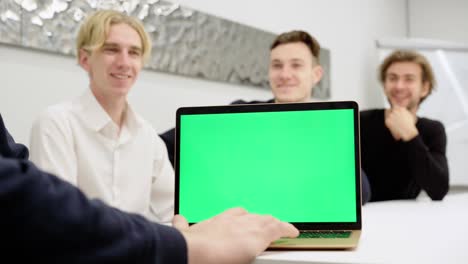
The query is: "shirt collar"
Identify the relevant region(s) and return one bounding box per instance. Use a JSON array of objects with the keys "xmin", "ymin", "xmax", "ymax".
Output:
[
  {"xmin": 124, "ymin": 103, "xmax": 144, "ymax": 135},
  {"xmin": 74, "ymin": 89, "xmax": 143, "ymax": 134}
]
